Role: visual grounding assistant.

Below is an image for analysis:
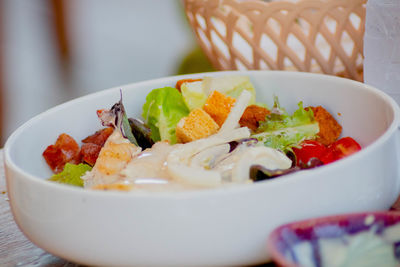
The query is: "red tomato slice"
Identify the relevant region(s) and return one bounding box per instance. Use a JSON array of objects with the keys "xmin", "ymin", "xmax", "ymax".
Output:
[
  {"xmin": 292, "ymin": 140, "xmax": 328, "ymax": 166},
  {"xmin": 321, "ymin": 137, "xmax": 361, "ymax": 164}
]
